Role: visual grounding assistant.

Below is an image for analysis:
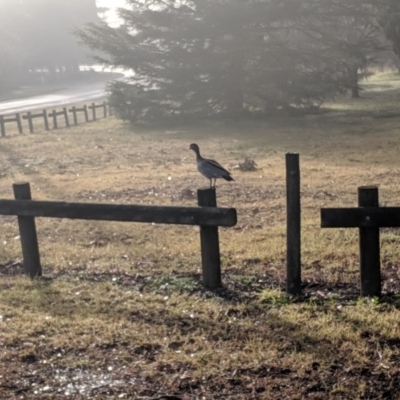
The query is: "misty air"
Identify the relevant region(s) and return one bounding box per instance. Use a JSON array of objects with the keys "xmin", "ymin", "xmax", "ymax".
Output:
[{"xmin": 0, "ymin": 1, "xmax": 400, "ymax": 398}]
